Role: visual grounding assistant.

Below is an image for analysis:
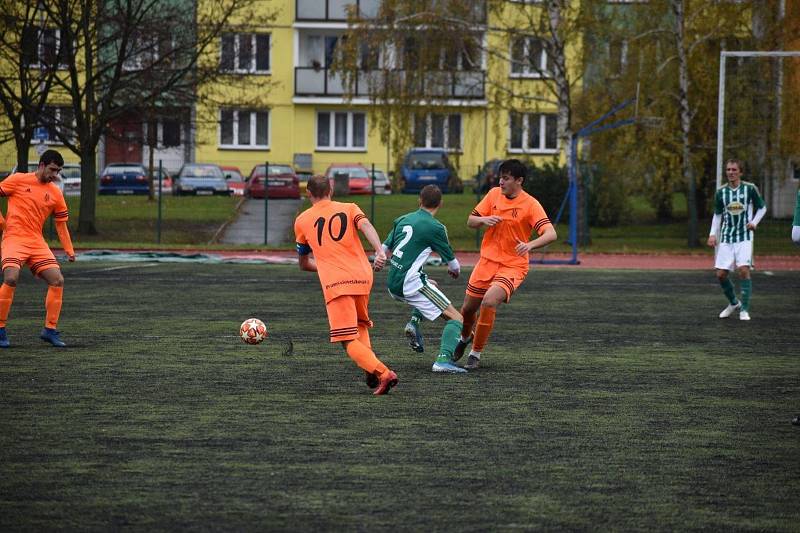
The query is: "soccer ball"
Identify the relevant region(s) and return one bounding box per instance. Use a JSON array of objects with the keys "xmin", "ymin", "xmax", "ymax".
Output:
[{"xmin": 240, "ymin": 318, "xmax": 268, "ymax": 345}]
